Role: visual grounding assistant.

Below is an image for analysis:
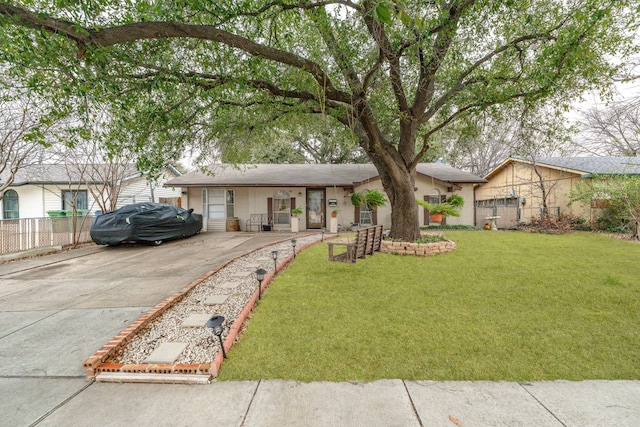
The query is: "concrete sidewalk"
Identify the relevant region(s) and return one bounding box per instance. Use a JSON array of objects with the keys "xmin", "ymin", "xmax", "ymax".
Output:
[
  {"xmin": 1, "ymin": 234, "xmax": 639, "ymax": 426},
  {"xmin": 3, "ymin": 378, "xmax": 638, "ymax": 426}
]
